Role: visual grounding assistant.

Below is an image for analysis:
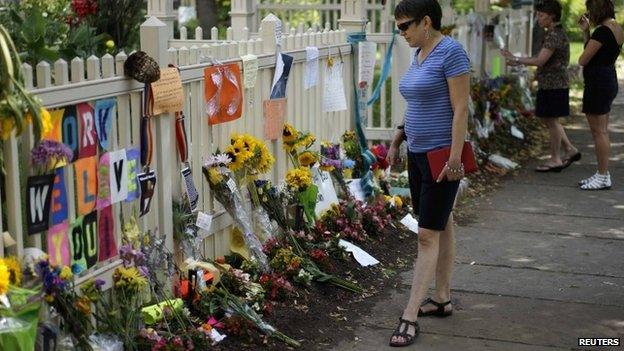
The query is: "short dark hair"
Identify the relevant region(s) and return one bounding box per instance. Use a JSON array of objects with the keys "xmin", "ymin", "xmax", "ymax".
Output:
[
  {"xmin": 394, "ymin": 0, "xmax": 443, "ymax": 31},
  {"xmin": 535, "ymin": 0, "xmax": 562, "ymax": 23},
  {"xmin": 586, "ymin": 0, "xmax": 615, "ymax": 25}
]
